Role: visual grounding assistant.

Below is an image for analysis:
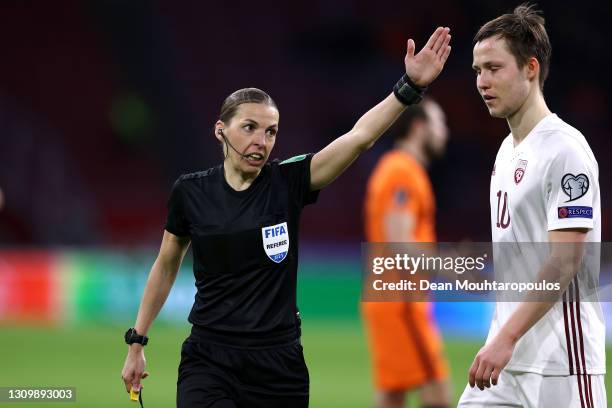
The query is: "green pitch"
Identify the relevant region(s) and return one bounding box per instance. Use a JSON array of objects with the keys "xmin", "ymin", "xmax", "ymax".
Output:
[
  {"xmin": 1, "ymin": 269, "xmax": 609, "ymax": 406},
  {"xmin": 0, "ymin": 321, "xmax": 461, "ymax": 408},
  {"xmin": 1, "ymin": 321, "xmax": 607, "ymax": 407}
]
